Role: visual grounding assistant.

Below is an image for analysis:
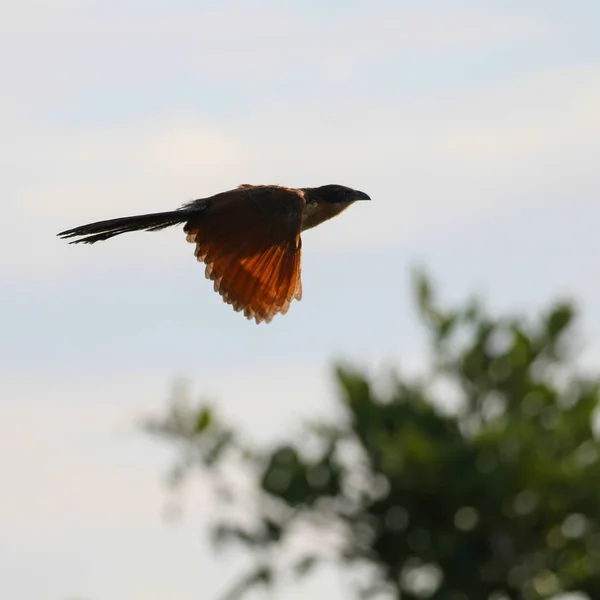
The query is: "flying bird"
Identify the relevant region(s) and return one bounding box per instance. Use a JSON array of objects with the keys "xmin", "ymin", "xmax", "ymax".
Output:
[{"xmin": 57, "ymin": 184, "xmax": 370, "ymax": 323}]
